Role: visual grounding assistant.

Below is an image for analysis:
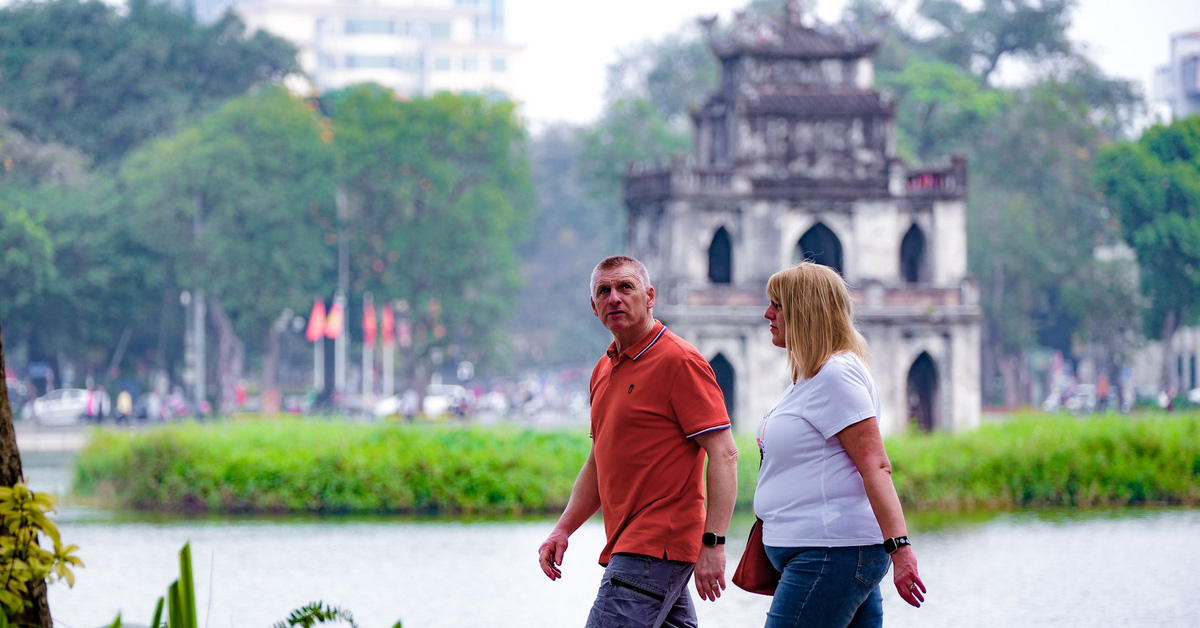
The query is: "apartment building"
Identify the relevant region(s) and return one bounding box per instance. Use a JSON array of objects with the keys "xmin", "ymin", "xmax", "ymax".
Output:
[{"xmin": 185, "ymin": 0, "xmax": 521, "ymax": 100}]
